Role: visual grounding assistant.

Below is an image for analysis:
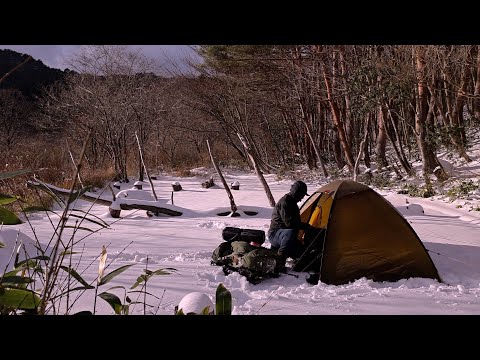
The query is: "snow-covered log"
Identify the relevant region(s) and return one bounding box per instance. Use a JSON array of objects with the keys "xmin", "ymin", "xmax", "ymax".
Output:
[
  {"xmin": 111, "ymin": 203, "xmax": 182, "ymax": 217},
  {"xmin": 27, "ymin": 181, "xmax": 183, "ymax": 218}
]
